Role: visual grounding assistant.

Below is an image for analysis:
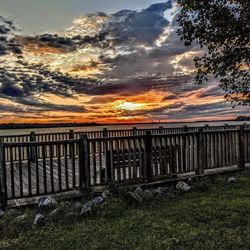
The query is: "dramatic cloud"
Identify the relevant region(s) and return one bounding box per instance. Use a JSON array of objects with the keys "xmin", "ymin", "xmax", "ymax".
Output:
[{"xmin": 0, "ymin": 1, "xmax": 248, "ymax": 123}]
